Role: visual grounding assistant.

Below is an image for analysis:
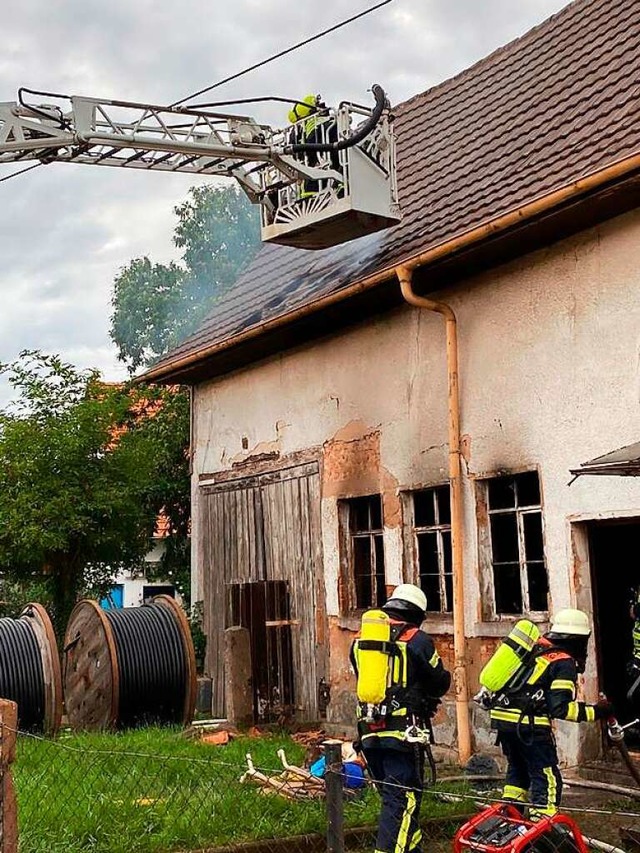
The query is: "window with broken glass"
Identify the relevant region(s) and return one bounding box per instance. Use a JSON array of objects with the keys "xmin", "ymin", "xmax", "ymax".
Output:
[
  {"xmin": 341, "ymin": 495, "xmax": 386, "ymax": 611},
  {"xmin": 486, "ymin": 471, "xmax": 548, "ymax": 615},
  {"xmin": 410, "ymin": 486, "xmax": 453, "ymax": 613}
]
